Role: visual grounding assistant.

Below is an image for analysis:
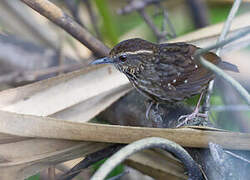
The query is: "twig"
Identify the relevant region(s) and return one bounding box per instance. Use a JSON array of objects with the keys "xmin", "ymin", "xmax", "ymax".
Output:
[
  {"xmin": 48, "ymin": 166, "xmax": 56, "ymax": 180},
  {"xmin": 195, "ymin": 27, "xmax": 250, "ymax": 106},
  {"xmin": 154, "ymin": 3, "xmax": 176, "ymax": 41},
  {"xmin": 117, "ymin": 0, "xmax": 159, "ymax": 14},
  {"xmin": 84, "ymin": 0, "xmax": 102, "ymax": 40},
  {"xmin": 195, "ymin": 26, "xmax": 250, "ymax": 56},
  {"xmin": 20, "ymin": 0, "xmax": 110, "ymax": 57},
  {"xmin": 216, "ymin": 0, "xmax": 243, "ymax": 55},
  {"xmin": 64, "ymin": 0, "xmax": 85, "ymax": 27},
  {"xmin": 119, "ymin": 0, "xmax": 170, "ymax": 42},
  {"xmin": 0, "ymin": 63, "xmax": 86, "ymax": 84},
  {"xmin": 208, "ymin": 142, "xmax": 230, "ymax": 177},
  {"xmin": 162, "ymin": 9, "xmax": 176, "ymax": 38},
  {"xmin": 186, "ymin": 0, "xmax": 210, "ymax": 28},
  {"xmin": 2, "ymin": 0, "xmax": 56, "ymax": 49},
  {"xmin": 221, "ymin": 36, "xmax": 250, "ymax": 53},
  {"xmin": 202, "ymin": 0, "xmax": 243, "ymax": 115},
  {"xmin": 225, "ymin": 151, "xmax": 250, "ymax": 164},
  {"xmin": 194, "ymin": 26, "xmax": 250, "ymax": 105},
  {"xmin": 211, "ymin": 105, "xmax": 250, "ymax": 112},
  {"xmin": 202, "ymin": 81, "xmax": 214, "ymax": 114},
  {"xmin": 138, "ymin": 8, "xmax": 166, "ymax": 42},
  {"xmin": 56, "ymin": 33, "xmax": 65, "ymax": 75},
  {"xmin": 209, "ymin": 142, "xmax": 250, "ymax": 175},
  {"xmin": 199, "ymin": 56, "xmax": 250, "ymax": 105},
  {"xmin": 91, "ymin": 137, "xmax": 202, "ymax": 180}
]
